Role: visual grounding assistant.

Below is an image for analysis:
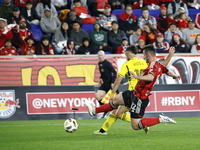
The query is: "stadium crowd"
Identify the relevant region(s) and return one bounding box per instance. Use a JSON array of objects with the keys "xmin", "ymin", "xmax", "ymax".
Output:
[{"xmin": 0, "ymin": 0, "xmax": 200, "ymax": 55}]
